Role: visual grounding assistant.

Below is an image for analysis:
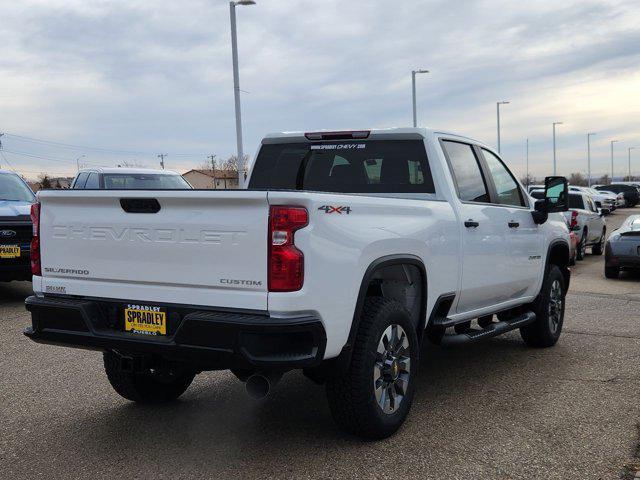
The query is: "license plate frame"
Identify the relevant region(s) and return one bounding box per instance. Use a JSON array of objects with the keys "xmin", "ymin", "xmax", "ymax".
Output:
[
  {"xmin": 0, "ymin": 245, "xmax": 20, "ymax": 259},
  {"xmin": 124, "ymin": 304, "xmax": 167, "ymax": 336}
]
